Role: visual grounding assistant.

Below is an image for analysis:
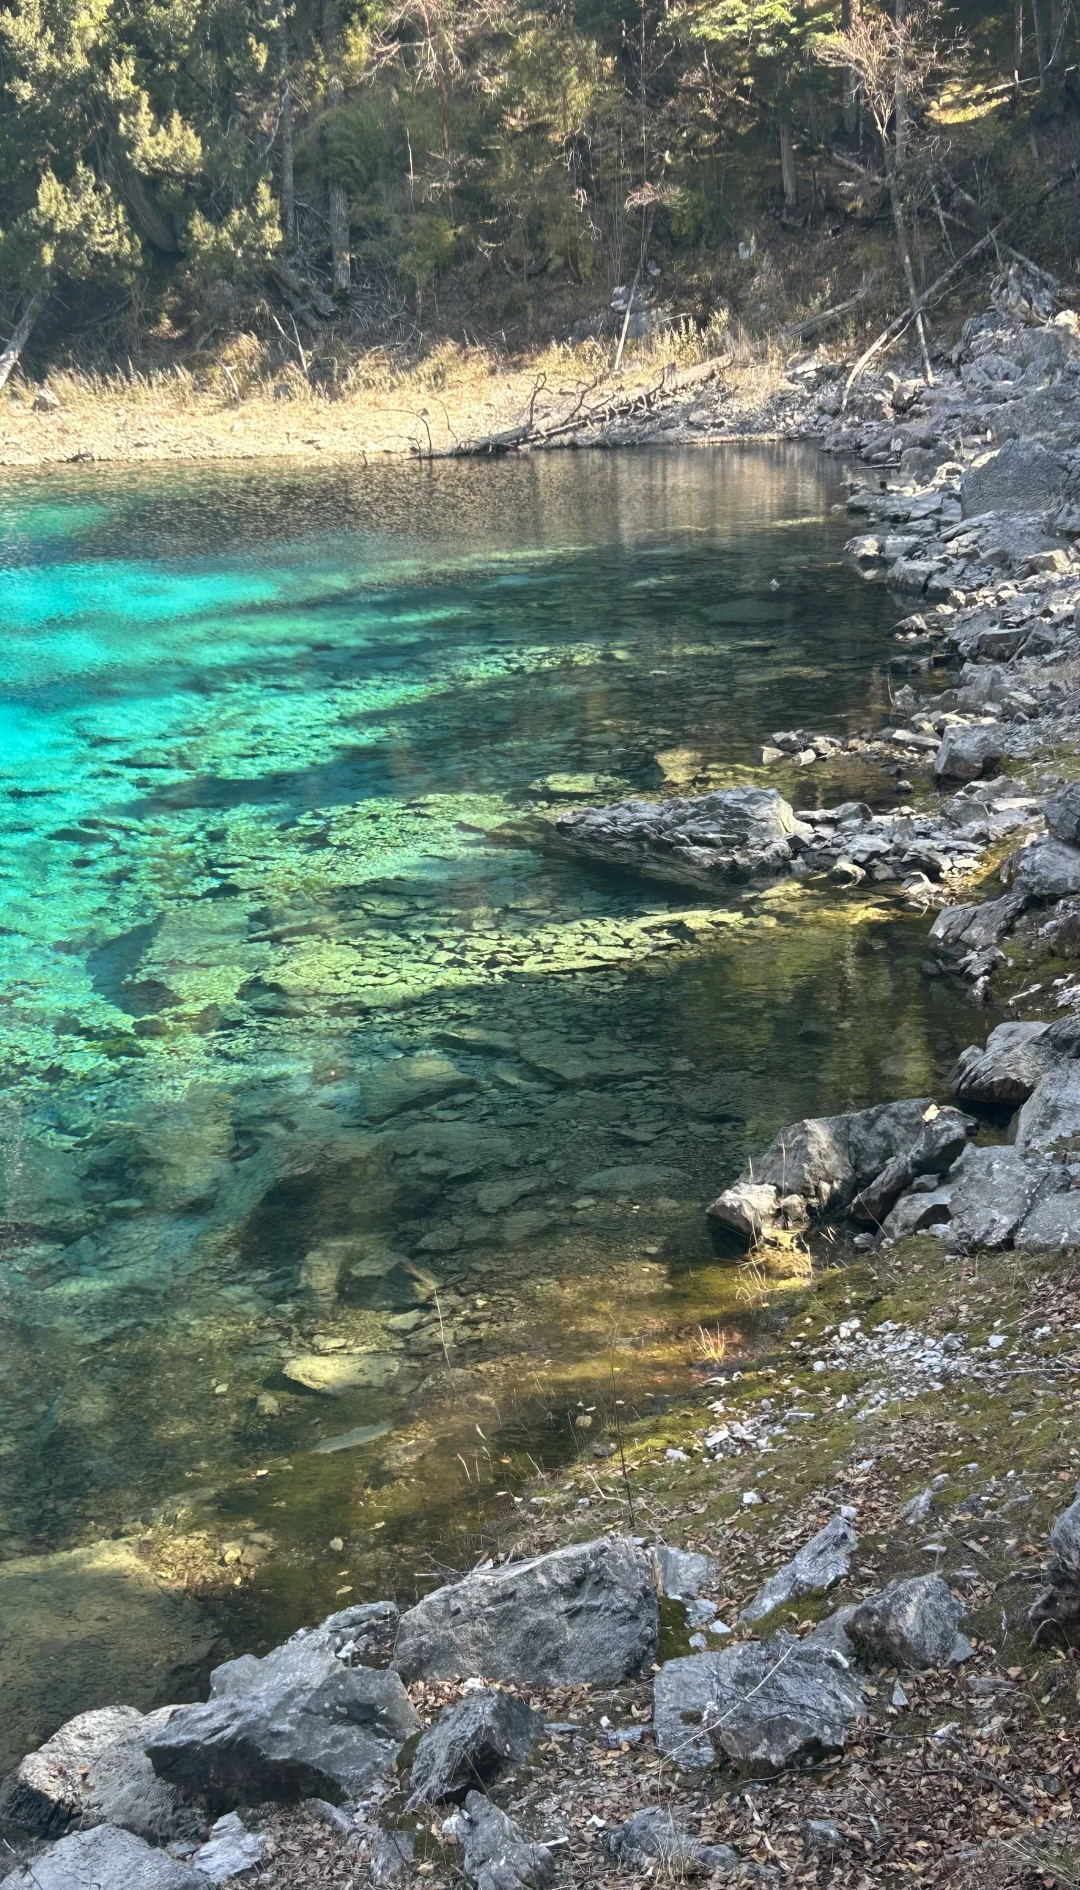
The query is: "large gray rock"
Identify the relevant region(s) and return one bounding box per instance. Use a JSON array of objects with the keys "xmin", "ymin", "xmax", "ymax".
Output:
[
  {"xmin": 0, "ymin": 1826, "xmax": 205, "ymax": 1890},
  {"xmin": 393, "ymin": 1537, "xmax": 657, "ymax": 1687},
  {"xmin": 879, "ymin": 1185, "xmax": 953, "ymax": 1241},
  {"xmin": 739, "ymin": 1516, "xmax": 857, "ymax": 1625},
  {"xmin": 442, "ymin": 1792, "xmax": 554, "ymax": 1890},
  {"xmin": 406, "ymin": 1689, "xmax": 543, "ymax": 1807},
  {"xmin": 0, "ymin": 1709, "xmax": 143, "ymax": 1836},
  {"xmin": 554, "ymin": 788, "xmax": 811, "ymax": 891},
  {"xmin": 951, "ymin": 1022, "xmax": 1054, "ymax": 1106},
  {"xmin": 603, "ymin": 1809, "xmax": 740, "ymax": 1875},
  {"xmin": 960, "ymin": 439, "xmax": 1069, "ymax": 518},
  {"xmin": 1016, "ymin": 1063, "xmax": 1080, "ymax": 1154},
  {"xmin": 946, "ymin": 1143, "xmax": 1065, "ymax": 1250},
  {"xmin": 928, "ymin": 891, "xmax": 1028, "ymax": 966},
  {"xmin": 653, "ymin": 1636, "xmax": 866, "ymax": 1773},
  {"xmin": 79, "ymin": 1709, "xmax": 204, "ymax": 1845},
  {"xmin": 933, "ymin": 725, "xmax": 1005, "ymax": 783},
  {"xmin": 848, "ymin": 1576, "xmax": 970, "ymax": 1670},
  {"xmin": 707, "ymin": 1098, "xmax": 934, "ymax": 1242},
  {"xmin": 146, "ymin": 1631, "xmax": 419, "ymax": 1807},
  {"xmin": 1009, "ymin": 837, "xmax": 1080, "ymax": 902},
  {"xmin": 1045, "ymin": 783, "xmax": 1080, "ymax": 847},
  {"xmin": 1014, "ymin": 1190, "xmax": 1080, "ymax": 1250},
  {"xmin": 849, "ymin": 1109, "xmax": 971, "ymax": 1225}
]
